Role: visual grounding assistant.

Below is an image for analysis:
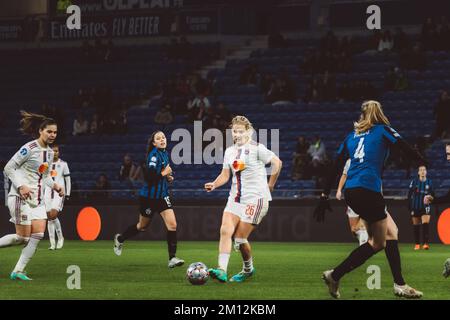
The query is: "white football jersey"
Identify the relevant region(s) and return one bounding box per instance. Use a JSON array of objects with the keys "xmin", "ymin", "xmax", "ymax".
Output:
[
  {"xmin": 6, "ymin": 140, "xmax": 54, "ymax": 208},
  {"xmin": 49, "ymin": 159, "xmax": 70, "ymax": 192},
  {"xmin": 223, "ymin": 140, "xmax": 275, "ymax": 204}
]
